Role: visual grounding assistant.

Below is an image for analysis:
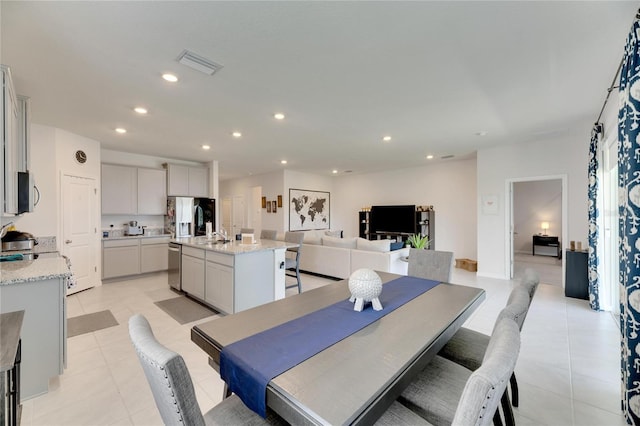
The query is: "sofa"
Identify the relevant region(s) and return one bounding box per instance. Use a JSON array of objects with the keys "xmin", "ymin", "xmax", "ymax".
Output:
[{"xmin": 278, "ymin": 230, "xmax": 409, "ymax": 279}]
